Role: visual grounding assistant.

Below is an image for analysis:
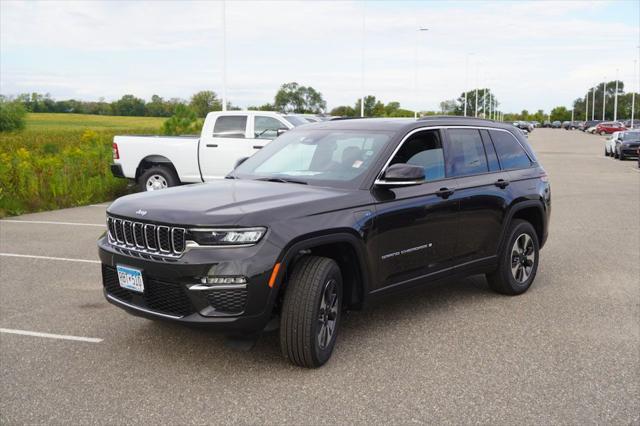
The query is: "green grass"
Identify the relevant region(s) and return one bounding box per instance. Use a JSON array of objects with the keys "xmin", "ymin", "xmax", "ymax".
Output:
[{"xmin": 0, "ymin": 113, "xmax": 166, "ymax": 217}]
